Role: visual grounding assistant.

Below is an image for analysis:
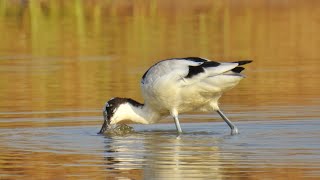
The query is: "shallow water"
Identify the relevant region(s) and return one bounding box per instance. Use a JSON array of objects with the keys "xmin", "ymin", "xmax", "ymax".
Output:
[
  {"xmin": 1, "ymin": 0, "xmax": 320, "ymax": 179},
  {"xmin": 1, "ymin": 119, "xmax": 320, "ymax": 179}
]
